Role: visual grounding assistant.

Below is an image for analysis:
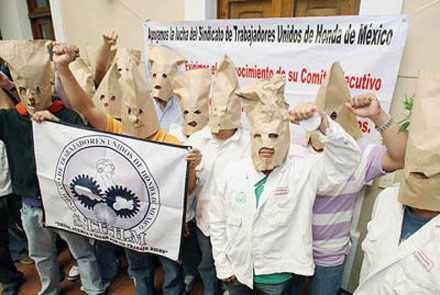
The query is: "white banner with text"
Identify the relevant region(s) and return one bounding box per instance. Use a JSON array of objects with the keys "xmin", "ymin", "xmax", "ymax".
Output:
[{"xmin": 144, "ymin": 15, "xmax": 408, "ymax": 144}]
